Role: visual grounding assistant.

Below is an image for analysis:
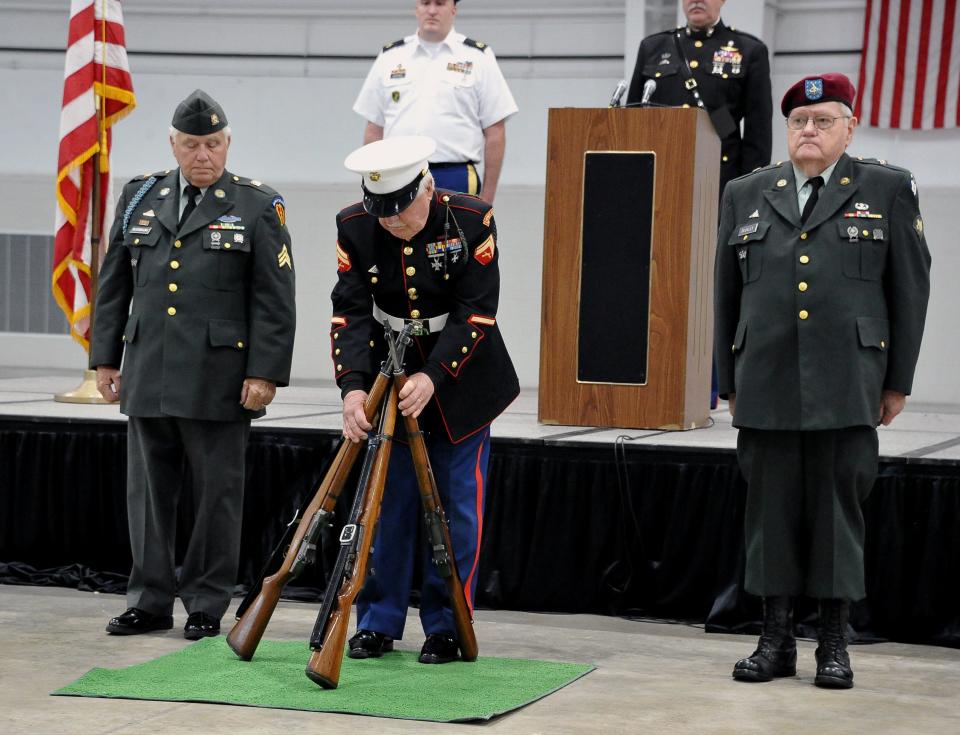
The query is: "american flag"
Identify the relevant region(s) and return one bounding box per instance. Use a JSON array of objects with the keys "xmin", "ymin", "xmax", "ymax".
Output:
[
  {"xmin": 53, "ymin": 0, "xmax": 135, "ymax": 349},
  {"xmin": 856, "ymin": 0, "xmax": 960, "ymax": 129}
]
